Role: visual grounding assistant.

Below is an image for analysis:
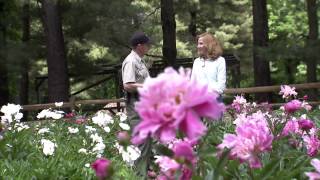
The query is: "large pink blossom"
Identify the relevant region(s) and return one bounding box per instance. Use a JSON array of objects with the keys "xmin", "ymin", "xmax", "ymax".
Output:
[
  {"xmin": 298, "ymin": 119, "xmax": 315, "ymax": 131},
  {"xmin": 218, "ymin": 119, "xmax": 273, "ymax": 168},
  {"xmin": 282, "ymin": 120, "xmax": 300, "ymax": 136},
  {"xmin": 303, "ymin": 134, "xmax": 320, "ymax": 157},
  {"xmin": 306, "ymin": 159, "xmax": 320, "ymax": 180},
  {"xmin": 155, "ymin": 141, "xmax": 196, "ymax": 180},
  {"xmin": 131, "ymin": 67, "xmax": 225, "ymax": 144},
  {"xmin": 231, "ymin": 95, "xmax": 247, "ymax": 113},
  {"xmin": 279, "ymin": 85, "xmax": 297, "ymax": 99},
  {"xmin": 284, "ymin": 100, "xmax": 302, "ymax": 114}
]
